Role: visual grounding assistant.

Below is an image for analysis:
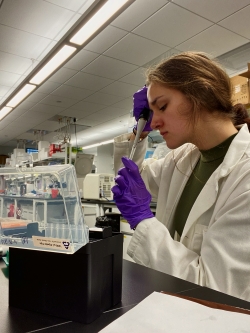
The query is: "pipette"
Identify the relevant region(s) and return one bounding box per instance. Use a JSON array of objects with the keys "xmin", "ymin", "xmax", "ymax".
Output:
[{"xmin": 129, "ymin": 108, "xmax": 151, "ymax": 161}]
